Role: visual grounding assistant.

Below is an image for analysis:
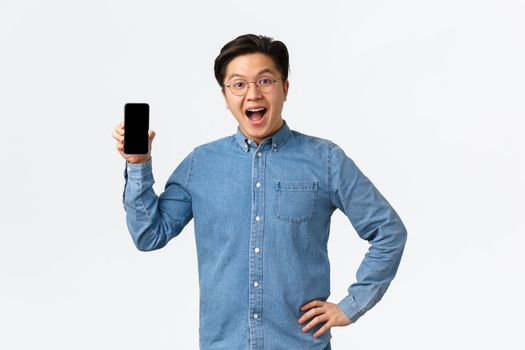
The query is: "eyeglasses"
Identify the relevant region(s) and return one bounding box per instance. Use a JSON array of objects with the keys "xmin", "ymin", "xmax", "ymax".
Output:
[{"xmin": 226, "ymin": 77, "xmax": 281, "ymax": 96}]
